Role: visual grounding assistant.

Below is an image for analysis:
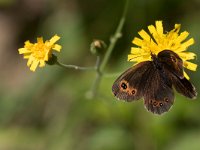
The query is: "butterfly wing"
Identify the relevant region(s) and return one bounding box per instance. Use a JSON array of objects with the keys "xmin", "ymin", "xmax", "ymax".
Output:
[
  {"xmin": 112, "ymin": 61, "xmax": 153, "ymax": 102},
  {"xmin": 170, "ymin": 75, "xmax": 197, "ymax": 99},
  {"xmin": 158, "ymin": 50, "xmax": 184, "ymax": 79},
  {"xmin": 158, "ymin": 50, "xmax": 197, "ymax": 99},
  {"xmin": 143, "ymin": 66, "xmax": 174, "ymax": 114}
]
